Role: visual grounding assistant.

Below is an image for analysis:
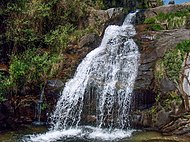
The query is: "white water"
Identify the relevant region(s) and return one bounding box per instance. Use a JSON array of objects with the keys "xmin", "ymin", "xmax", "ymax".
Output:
[
  {"xmin": 24, "ymin": 126, "xmax": 135, "ymax": 142},
  {"xmin": 24, "ymin": 11, "xmax": 140, "ymax": 142}
]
